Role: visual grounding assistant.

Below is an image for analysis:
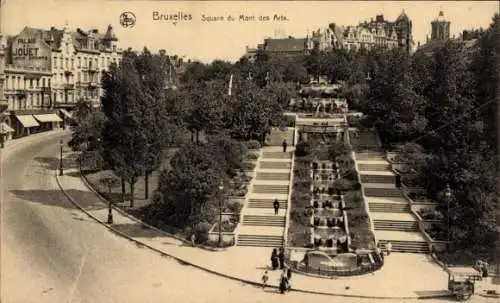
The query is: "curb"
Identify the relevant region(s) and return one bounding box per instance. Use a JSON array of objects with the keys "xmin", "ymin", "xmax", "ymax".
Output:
[
  {"xmin": 77, "ymin": 164, "xmax": 225, "ymax": 252},
  {"xmin": 55, "ymin": 157, "xmax": 457, "ymax": 300},
  {"xmin": 55, "ymin": 169, "xmax": 266, "ymax": 290}
]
